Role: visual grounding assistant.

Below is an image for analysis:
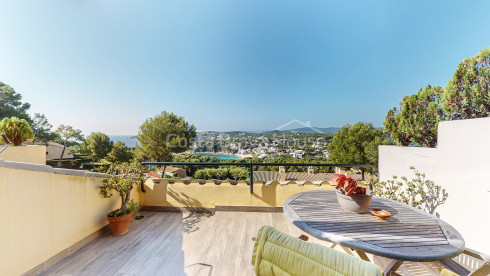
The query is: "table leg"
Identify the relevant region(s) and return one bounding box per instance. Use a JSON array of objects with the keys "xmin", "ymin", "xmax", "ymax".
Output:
[
  {"xmin": 354, "ymin": 250, "xmax": 371, "ymax": 262},
  {"xmin": 340, "ymin": 245, "xmax": 355, "ymax": 256},
  {"xmin": 383, "ymin": 260, "xmax": 403, "ymax": 275}
]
